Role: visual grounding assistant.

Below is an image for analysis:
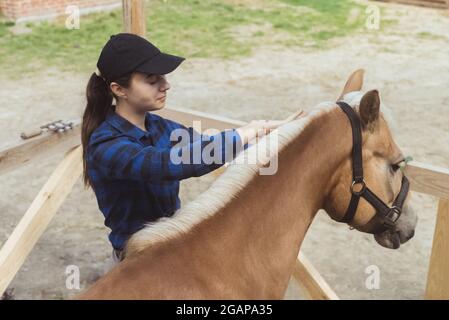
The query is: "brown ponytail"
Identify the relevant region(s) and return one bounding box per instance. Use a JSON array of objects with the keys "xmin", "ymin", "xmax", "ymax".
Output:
[{"xmin": 81, "ymin": 72, "xmax": 132, "ymax": 188}]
